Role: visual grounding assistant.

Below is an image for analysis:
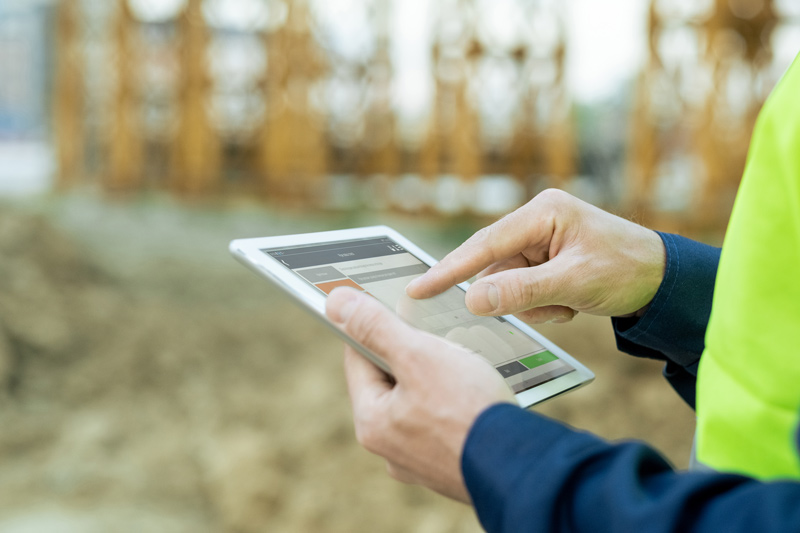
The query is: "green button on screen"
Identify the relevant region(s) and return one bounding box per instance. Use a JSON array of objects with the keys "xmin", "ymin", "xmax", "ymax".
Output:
[{"xmin": 520, "ymin": 351, "xmax": 558, "ymax": 370}]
